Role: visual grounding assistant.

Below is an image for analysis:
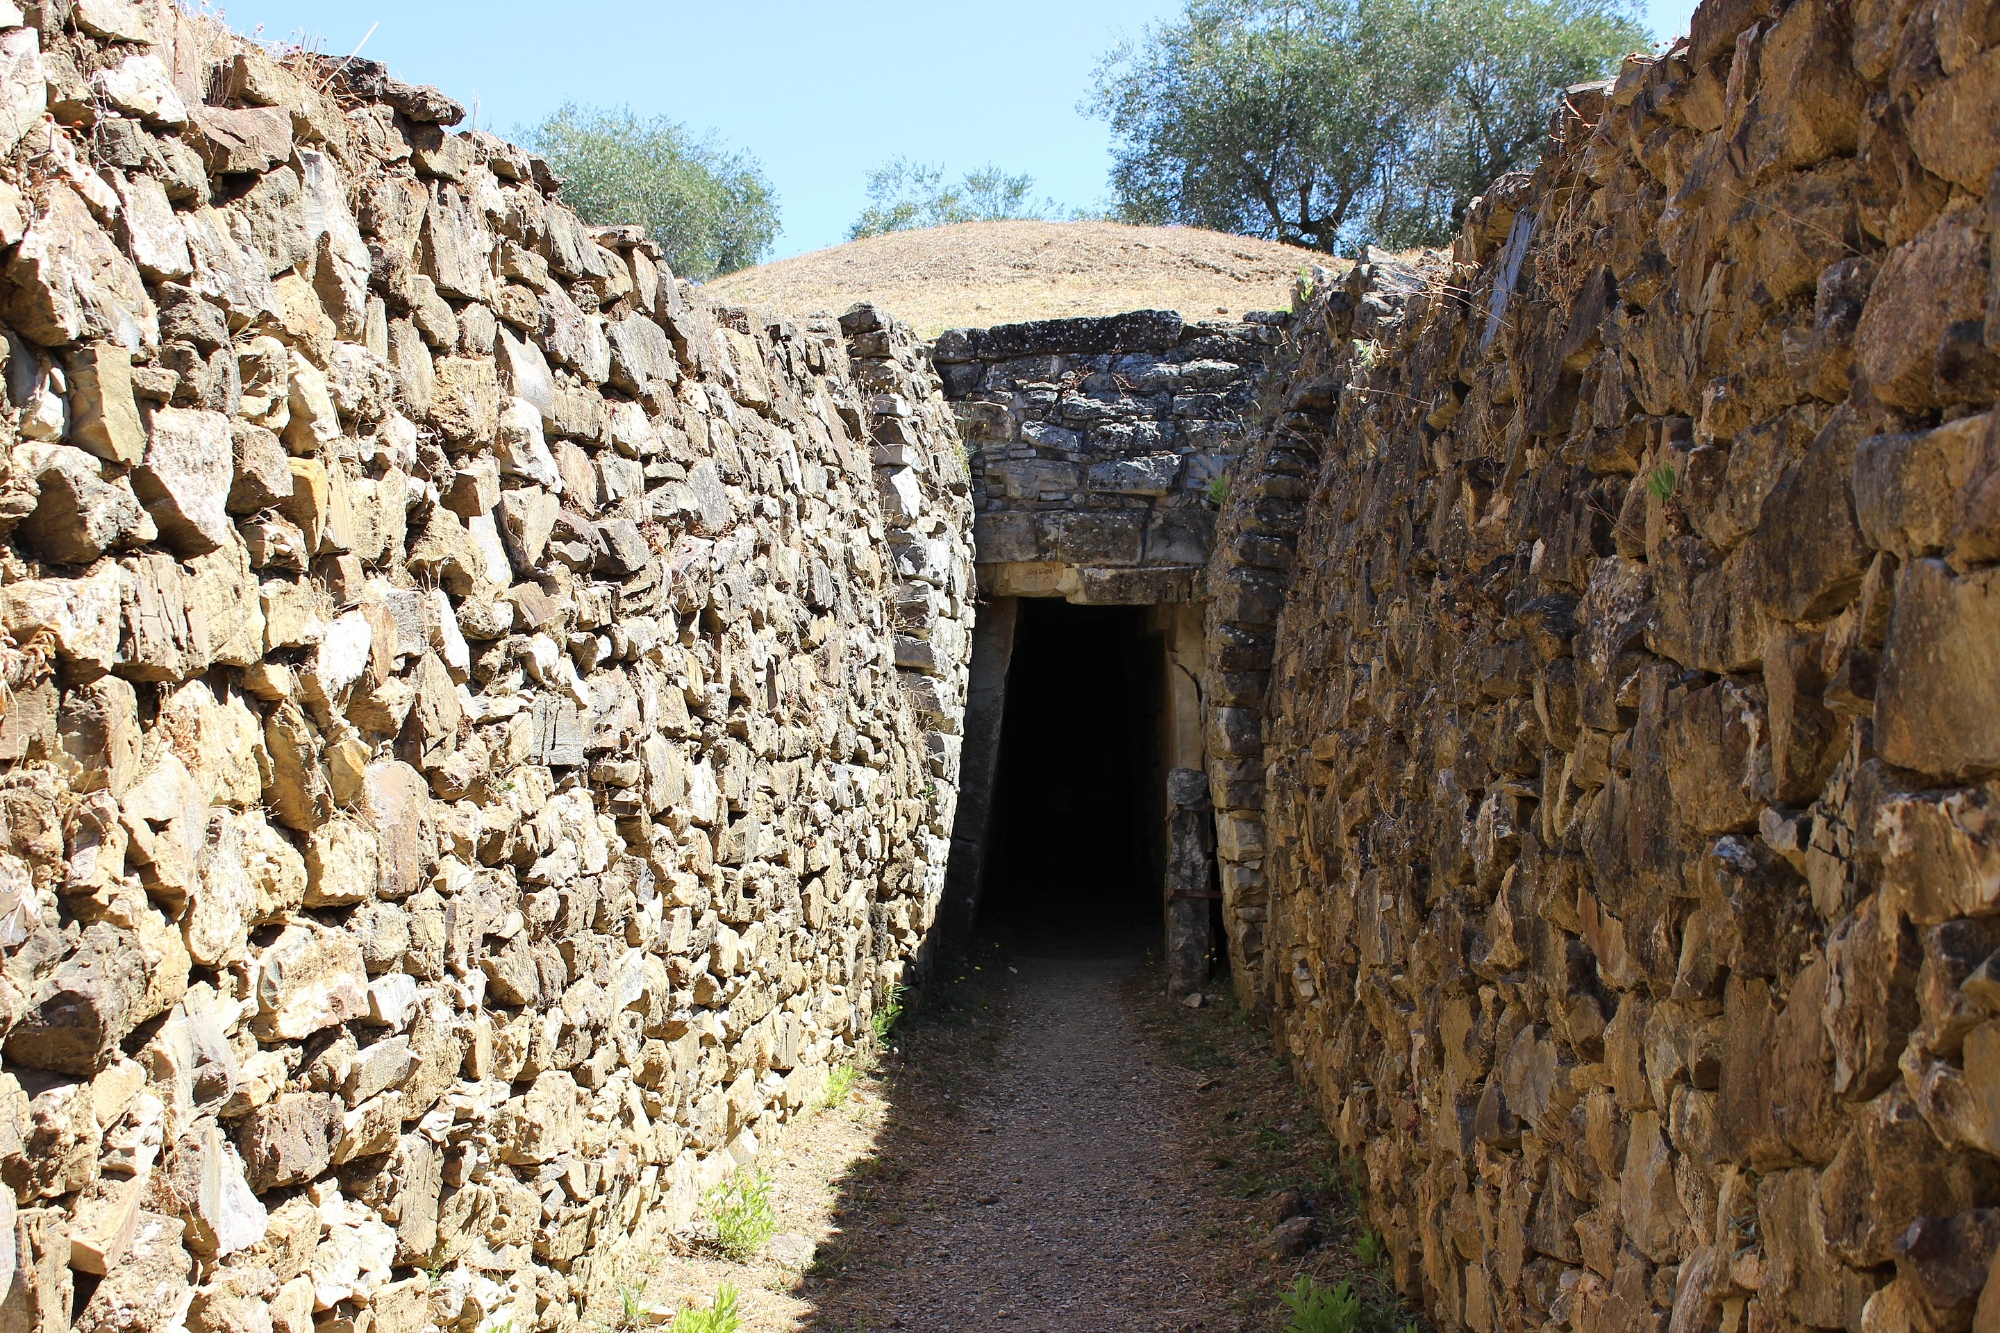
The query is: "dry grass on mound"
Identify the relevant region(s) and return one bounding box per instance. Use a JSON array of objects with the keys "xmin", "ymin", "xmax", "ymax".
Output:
[{"xmin": 706, "ymin": 220, "xmax": 1329, "ymax": 336}]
